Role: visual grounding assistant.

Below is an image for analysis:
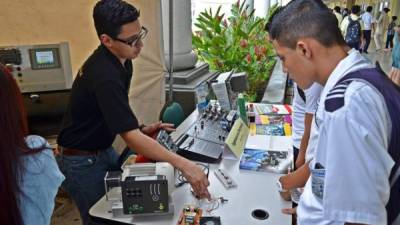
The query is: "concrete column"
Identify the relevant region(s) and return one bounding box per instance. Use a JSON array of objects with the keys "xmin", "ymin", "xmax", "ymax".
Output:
[
  {"xmin": 254, "ymin": 0, "xmax": 270, "ymax": 18},
  {"xmin": 161, "ymin": 0, "xmax": 197, "ymax": 71},
  {"xmin": 391, "ymin": 0, "xmax": 400, "ymax": 17},
  {"xmin": 270, "ymin": 0, "xmax": 278, "ymax": 7},
  {"xmin": 246, "ymin": 0, "xmax": 254, "ymax": 14},
  {"xmin": 373, "ymin": 1, "xmax": 380, "ymax": 18}
]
